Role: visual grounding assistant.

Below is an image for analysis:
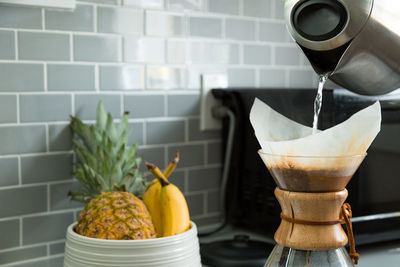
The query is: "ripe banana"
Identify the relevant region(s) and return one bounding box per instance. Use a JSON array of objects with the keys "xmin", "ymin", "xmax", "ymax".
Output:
[
  {"xmin": 143, "ymin": 152, "xmax": 189, "ymax": 237},
  {"xmin": 159, "ymin": 177, "xmax": 190, "ymax": 237},
  {"xmin": 142, "ymin": 179, "xmax": 163, "ymax": 236},
  {"xmin": 143, "ymin": 151, "xmax": 179, "ymax": 236}
]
